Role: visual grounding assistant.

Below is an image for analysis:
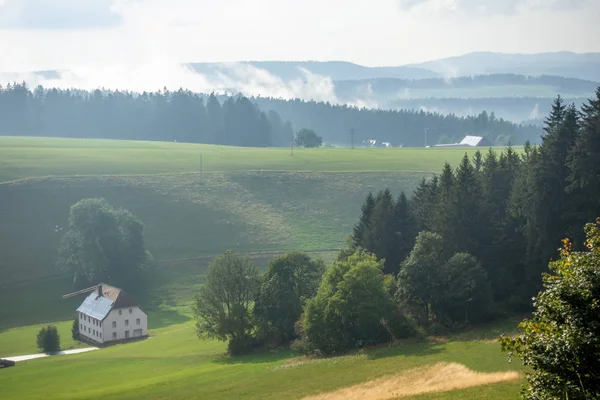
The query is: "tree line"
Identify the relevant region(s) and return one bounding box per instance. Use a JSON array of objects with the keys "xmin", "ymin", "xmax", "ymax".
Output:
[
  {"xmin": 0, "ymin": 83, "xmax": 293, "ymax": 147},
  {"xmin": 191, "ymin": 87, "xmax": 600, "ymax": 363},
  {"xmin": 0, "ymin": 82, "xmax": 540, "ymax": 147},
  {"xmin": 252, "ymin": 97, "xmax": 541, "ymax": 146}
]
